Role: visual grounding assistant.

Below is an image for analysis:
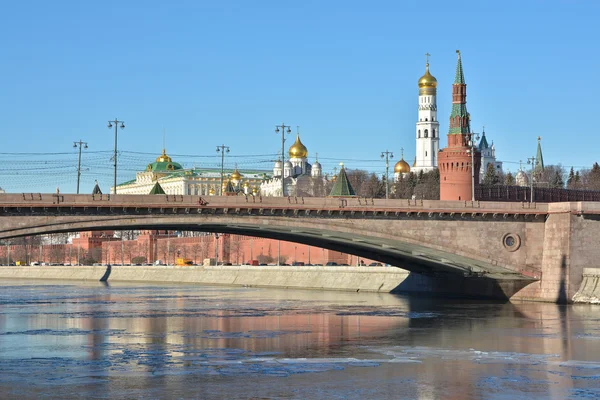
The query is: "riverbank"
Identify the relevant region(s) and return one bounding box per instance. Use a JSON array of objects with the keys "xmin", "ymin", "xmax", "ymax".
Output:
[{"xmin": 0, "ymin": 265, "xmax": 411, "ymax": 293}]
